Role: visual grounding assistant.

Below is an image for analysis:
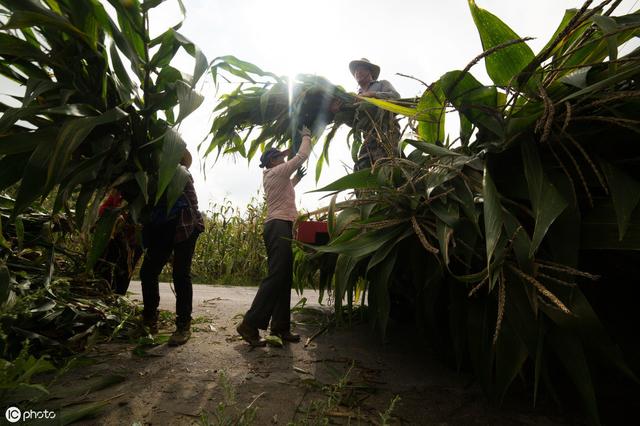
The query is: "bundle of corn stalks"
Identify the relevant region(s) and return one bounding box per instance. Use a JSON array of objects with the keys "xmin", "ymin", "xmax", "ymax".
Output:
[
  {"xmin": 0, "ymin": 0, "xmax": 207, "ymax": 267},
  {"xmin": 203, "ymin": 56, "xmax": 411, "ymax": 180},
  {"xmin": 0, "ymin": 195, "xmax": 141, "ymax": 400},
  {"xmin": 207, "ymin": 1, "xmax": 640, "ymax": 423}
]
